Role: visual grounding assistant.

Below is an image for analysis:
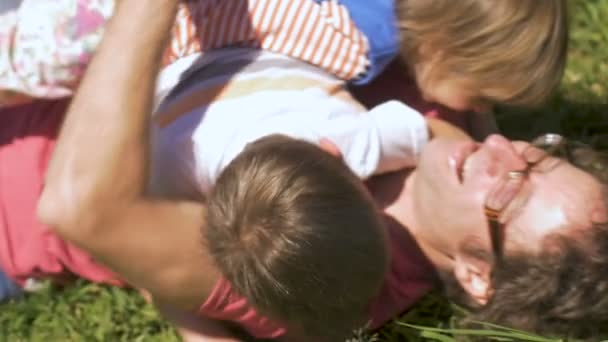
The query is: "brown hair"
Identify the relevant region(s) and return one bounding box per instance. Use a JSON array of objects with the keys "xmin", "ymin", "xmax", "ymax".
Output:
[
  {"xmin": 205, "ymin": 135, "xmax": 389, "ymax": 340},
  {"xmin": 397, "ymin": 0, "xmax": 568, "ymax": 108},
  {"xmin": 443, "ymin": 144, "xmax": 608, "ymax": 340}
]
